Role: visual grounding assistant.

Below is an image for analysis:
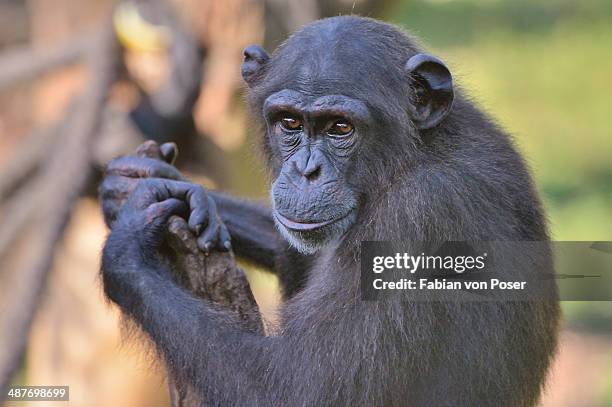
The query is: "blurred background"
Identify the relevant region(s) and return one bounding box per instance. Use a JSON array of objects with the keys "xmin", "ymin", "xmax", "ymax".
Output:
[{"xmin": 0, "ymin": 0, "xmax": 610, "ymax": 406}]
